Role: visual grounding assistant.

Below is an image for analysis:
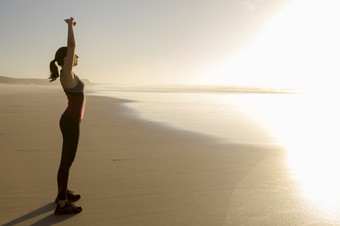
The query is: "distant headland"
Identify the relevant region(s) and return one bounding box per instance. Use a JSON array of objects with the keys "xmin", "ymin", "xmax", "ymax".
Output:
[{"xmin": 0, "ymin": 76, "xmax": 92, "ymax": 86}]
